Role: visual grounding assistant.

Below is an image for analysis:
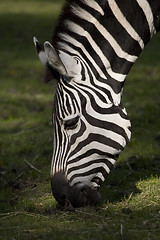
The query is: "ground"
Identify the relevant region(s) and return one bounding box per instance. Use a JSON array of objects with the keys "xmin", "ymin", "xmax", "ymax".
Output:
[{"xmin": 0, "ymin": 0, "xmax": 160, "ymax": 239}]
